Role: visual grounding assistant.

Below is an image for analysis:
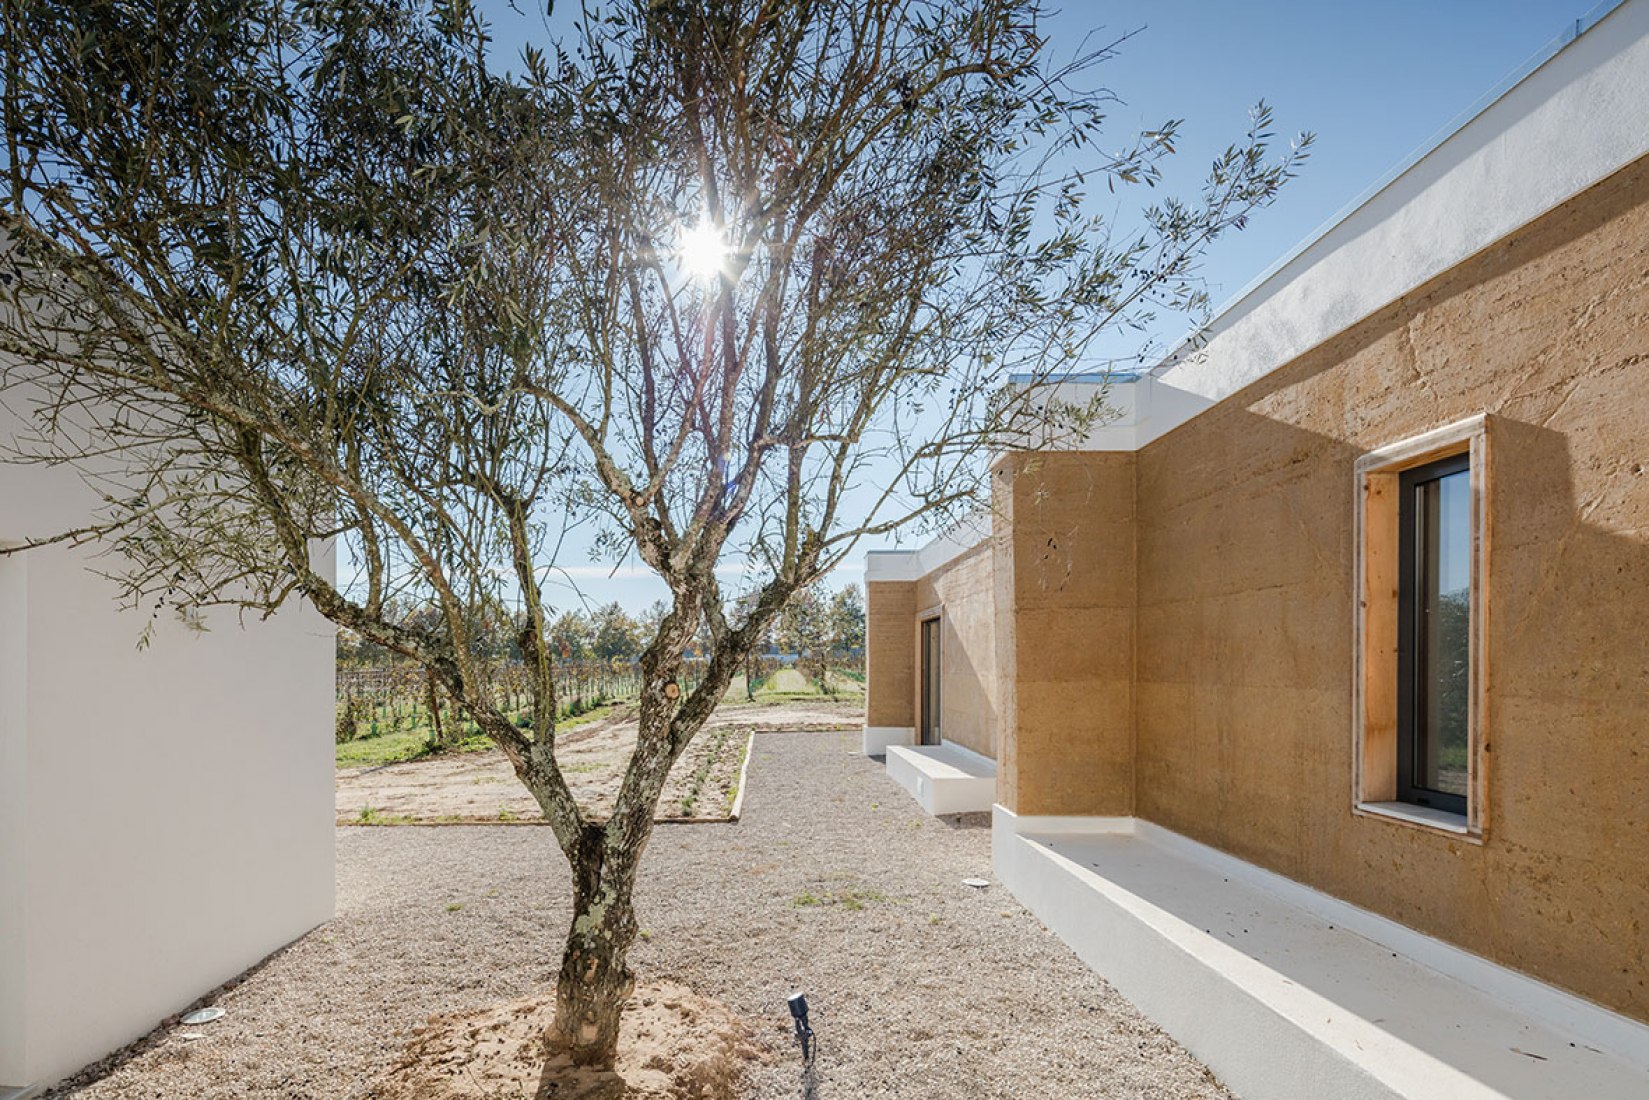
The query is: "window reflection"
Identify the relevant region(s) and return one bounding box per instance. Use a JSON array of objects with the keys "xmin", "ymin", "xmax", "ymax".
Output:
[{"xmin": 1416, "ymin": 469, "xmax": 1470, "ymax": 798}]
